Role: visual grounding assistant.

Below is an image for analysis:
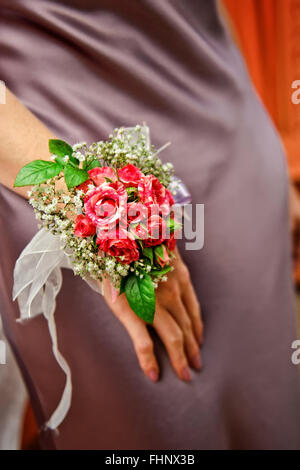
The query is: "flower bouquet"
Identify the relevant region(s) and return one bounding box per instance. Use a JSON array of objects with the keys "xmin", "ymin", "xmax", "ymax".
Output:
[{"xmin": 14, "ymin": 126, "xmax": 182, "ymax": 323}]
